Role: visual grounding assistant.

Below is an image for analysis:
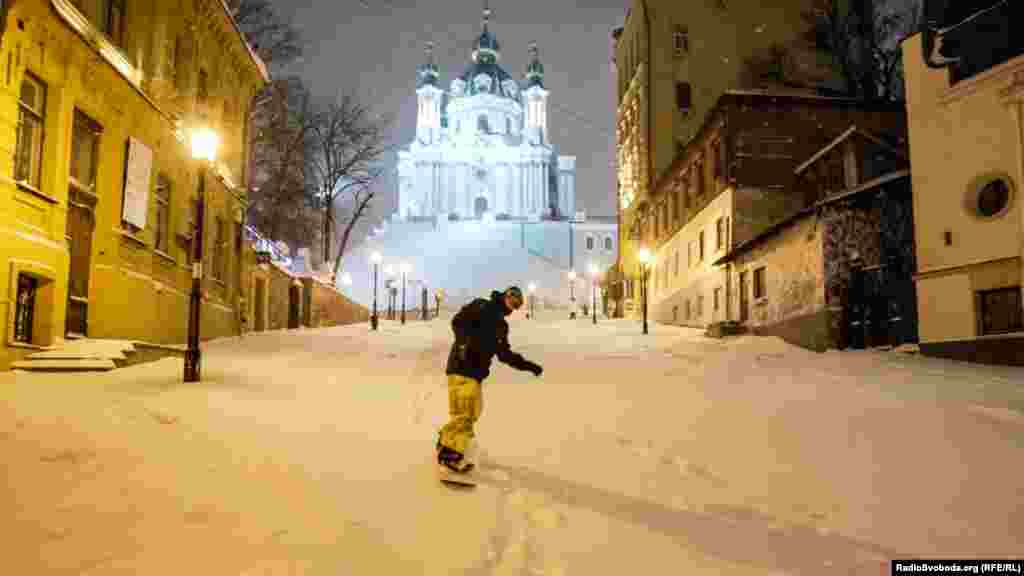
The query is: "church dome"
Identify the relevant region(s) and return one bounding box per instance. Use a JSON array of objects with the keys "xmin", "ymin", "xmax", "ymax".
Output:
[
  {"xmin": 471, "ymin": 7, "xmax": 500, "ymax": 65},
  {"xmin": 417, "ymin": 42, "xmax": 440, "ymax": 88},
  {"xmin": 461, "ymin": 5, "xmax": 518, "ymax": 100},
  {"xmin": 523, "ymin": 42, "xmax": 545, "ymax": 89}
]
